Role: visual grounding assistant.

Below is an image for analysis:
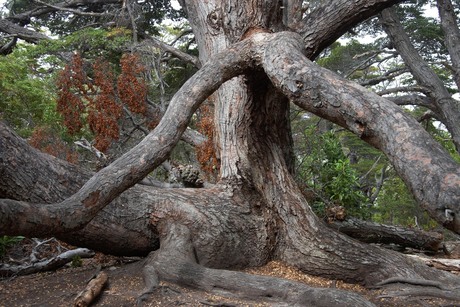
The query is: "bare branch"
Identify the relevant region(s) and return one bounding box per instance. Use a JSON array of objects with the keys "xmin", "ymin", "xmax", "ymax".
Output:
[
  {"xmin": 142, "ymin": 36, "xmax": 201, "ymax": 69},
  {"xmin": 387, "ymin": 94, "xmax": 435, "ymax": 109},
  {"xmin": 376, "ymin": 85, "xmax": 427, "ymax": 96},
  {"xmin": 32, "ymin": 0, "xmax": 110, "ymax": 17},
  {"xmin": 360, "ymin": 67, "xmax": 408, "ymax": 86},
  {"xmin": 8, "ymin": 0, "xmax": 121, "ymax": 24},
  {"xmin": 0, "ymin": 19, "xmax": 49, "ymax": 43}
]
